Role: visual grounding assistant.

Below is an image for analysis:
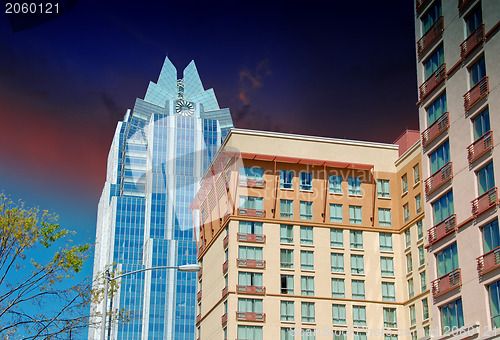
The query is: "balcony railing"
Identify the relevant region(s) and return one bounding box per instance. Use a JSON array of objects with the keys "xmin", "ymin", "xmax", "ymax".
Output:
[
  {"xmin": 198, "ymin": 267, "xmax": 202, "ymax": 279},
  {"xmin": 221, "ymin": 313, "xmax": 228, "ymax": 325},
  {"xmin": 223, "ymin": 235, "xmax": 229, "ymax": 248},
  {"xmin": 236, "ymin": 285, "xmax": 266, "ymax": 295},
  {"xmin": 416, "ymin": 0, "xmax": 433, "ymax": 14},
  {"xmin": 196, "ymin": 314, "xmax": 201, "ymax": 324},
  {"xmin": 237, "ymin": 258, "xmax": 266, "ymax": 269},
  {"xmin": 223, "ymin": 260, "xmax": 228, "ymax": 274},
  {"xmin": 236, "ymin": 311, "xmax": 266, "ymax": 322},
  {"xmin": 461, "ymin": 24, "xmax": 485, "ymax": 59},
  {"xmin": 417, "ymin": 16, "xmax": 445, "ymax": 57},
  {"xmin": 422, "ymin": 112, "xmax": 449, "ymax": 147},
  {"xmin": 427, "ymin": 214, "xmax": 457, "ymax": 246},
  {"xmin": 459, "ymin": 0, "xmax": 475, "ymax": 13},
  {"xmin": 199, "ymin": 243, "xmax": 204, "ymax": 253},
  {"xmin": 477, "ymin": 246, "xmax": 500, "ymax": 276},
  {"xmin": 468, "ymin": 130, "xmax": 494, "ymax": 164},
  {"xmin": 238, "ymin": 208, "xmax": 266, "ymax": 217},
  {"xmin": 425, "ymin": 162, "xmax": 453, "ymax": 196},
  {"xmin": 239, "ymin": 178, "xmax": 265, "ymax": 188},
  {"xmin": 464, "ymin": 76, "xmax": 489, "ymax": 111},
  {"xmin": 237, "ymin": 233, "xmax": 266, "ymax": 243},
  {"xmin": 419, "ymin": 63, "xmax": 446, "ymax": 100},
  {"xmin": 472, "ymin": 187, "xmax": 498, "ymax": 217},
  {"xmin": 222, "ymin": 285, "xmax": 228, "ymax": 298},
  {"xmin": 431, "ymin": 268, "xmax": 462, "ymax": 298},
  {"xmin": 197, "ymin": 290, "xmax": 202, "ymax": 302}
]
